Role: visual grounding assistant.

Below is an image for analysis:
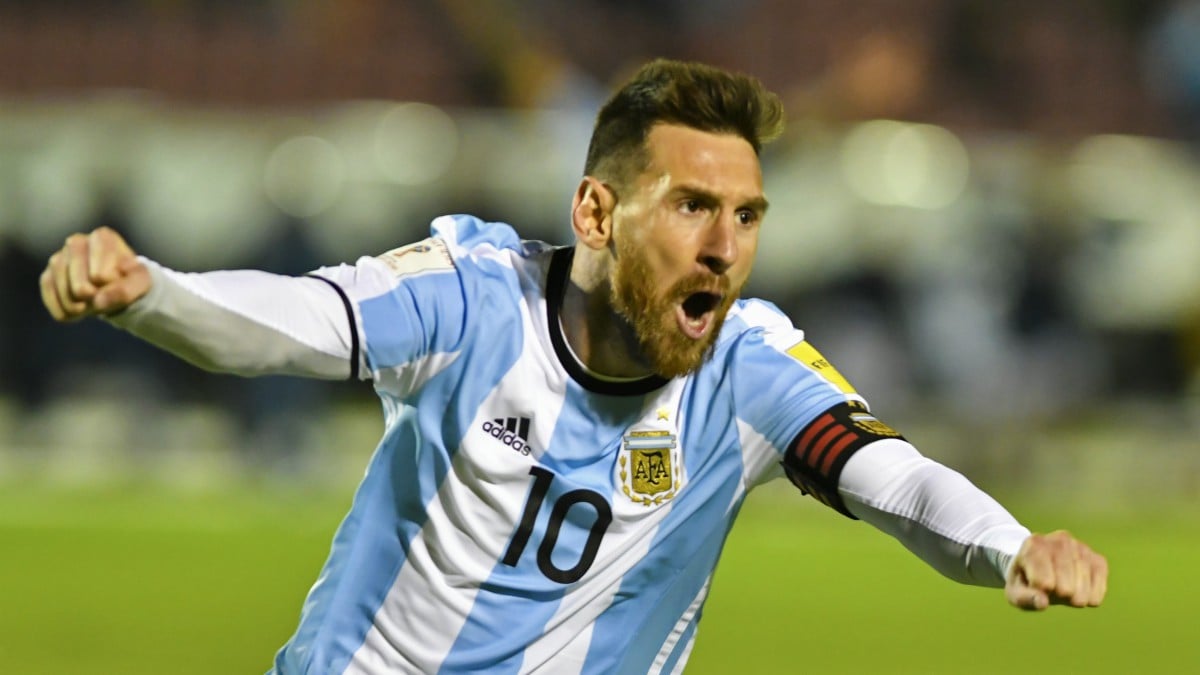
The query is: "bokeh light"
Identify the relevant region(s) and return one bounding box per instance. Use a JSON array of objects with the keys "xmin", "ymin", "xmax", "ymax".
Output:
[{"xmin": 840, "ymin": 120, "xmax": 970, "ymax": 210}]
